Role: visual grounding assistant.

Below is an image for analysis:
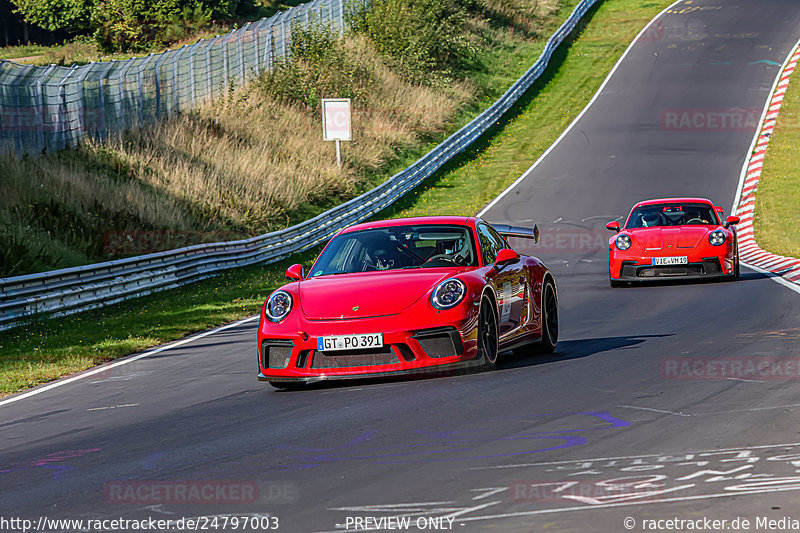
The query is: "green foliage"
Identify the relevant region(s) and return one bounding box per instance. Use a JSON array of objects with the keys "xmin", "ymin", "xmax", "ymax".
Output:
[
  {"xmin": 255, "ymin": 23, "xmax": 373, "ymax": 111},
  {"xmin": 347, "ymin": 0, "xmax": 478, "ymax": 86},
  {"xmin": 10, "ymin": 0, "xmax": 93, "ymax": 32},
  {"xmin": 92, "ymin": 0, "xmax": 212, "ymax": 52},
  {"xmin": 209, "ymin": 0, "xmax": 242, "ymax": 19}
]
